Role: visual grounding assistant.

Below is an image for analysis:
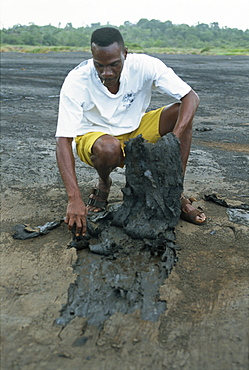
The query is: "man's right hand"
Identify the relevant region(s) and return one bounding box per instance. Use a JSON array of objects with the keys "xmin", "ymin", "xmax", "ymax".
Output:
[
  {"xmin": 56, "ymin": 137, "xmax": 88, "ymax": 236},
  {"xmin": 64, "ymin": 198, "xmax": 88, "ymax": 236}
]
